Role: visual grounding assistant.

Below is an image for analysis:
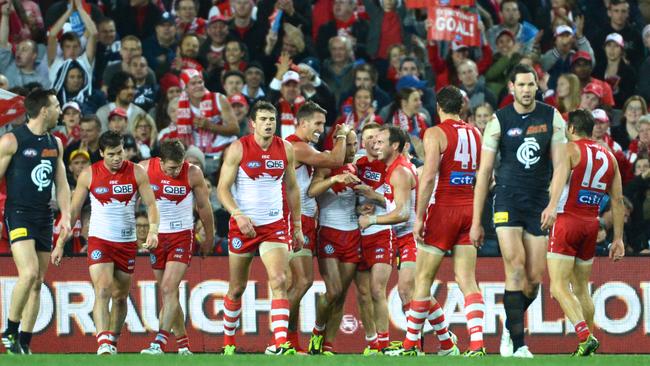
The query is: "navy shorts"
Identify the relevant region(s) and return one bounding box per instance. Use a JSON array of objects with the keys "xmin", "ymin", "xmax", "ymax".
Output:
[
  {"xmin": 492, "ymin": 185, "xmax": 549, "ymax": 236},
  {"xmin": 4, "ymin": 209, "xmax": 53, "ymax": 252}
]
